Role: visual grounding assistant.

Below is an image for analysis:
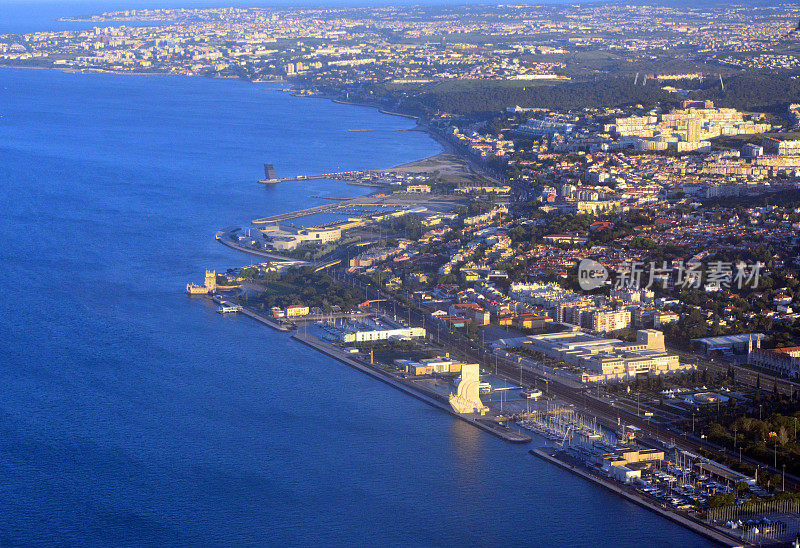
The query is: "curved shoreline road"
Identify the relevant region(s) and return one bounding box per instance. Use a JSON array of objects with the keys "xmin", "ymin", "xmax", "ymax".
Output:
[{"xmin": 215, "ymin": 229, "xmax": 311, "ymax": 266}]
